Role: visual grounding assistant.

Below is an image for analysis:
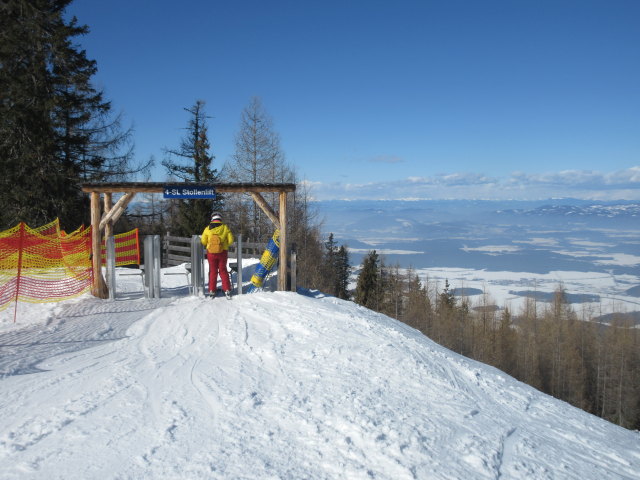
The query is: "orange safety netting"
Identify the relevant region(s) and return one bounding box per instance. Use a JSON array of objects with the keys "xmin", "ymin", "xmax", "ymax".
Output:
[
  {"xmin": 0, "ymin": 219, "xmax": 92, "ymax": 312},
  {"xmin": 0, "ymin": 220, "xmax": 141, "ymax": 314}
]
